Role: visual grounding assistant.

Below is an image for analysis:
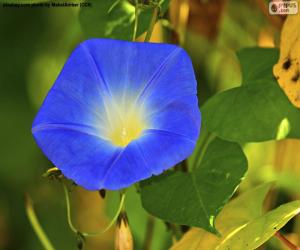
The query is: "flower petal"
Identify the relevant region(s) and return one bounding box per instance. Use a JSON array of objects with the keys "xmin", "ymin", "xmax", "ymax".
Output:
[
  {"xmin": 32, "ymin": 43, "xmax": 112, "ymax": 137},
  {"xmin": 147, "ymin": 96, "xmax": 200, "ymax": 141},
  {"xmin": 137, "ymin": 47, "xmax": 198, "ymax": 112},
  {"xmin": 33, "ymin": 127, "xmax": 120, "ymax": 190},
  {"xmin": 136, "ymin": 130, "xmax": 197, "ymax": 175},
  {"xmin": 80, "ymin": 39, "xmax": 178, "ymax": 99},
  {"xmin": 103, "ymin": 131, "xmax": 196, "ymax": 189}
]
